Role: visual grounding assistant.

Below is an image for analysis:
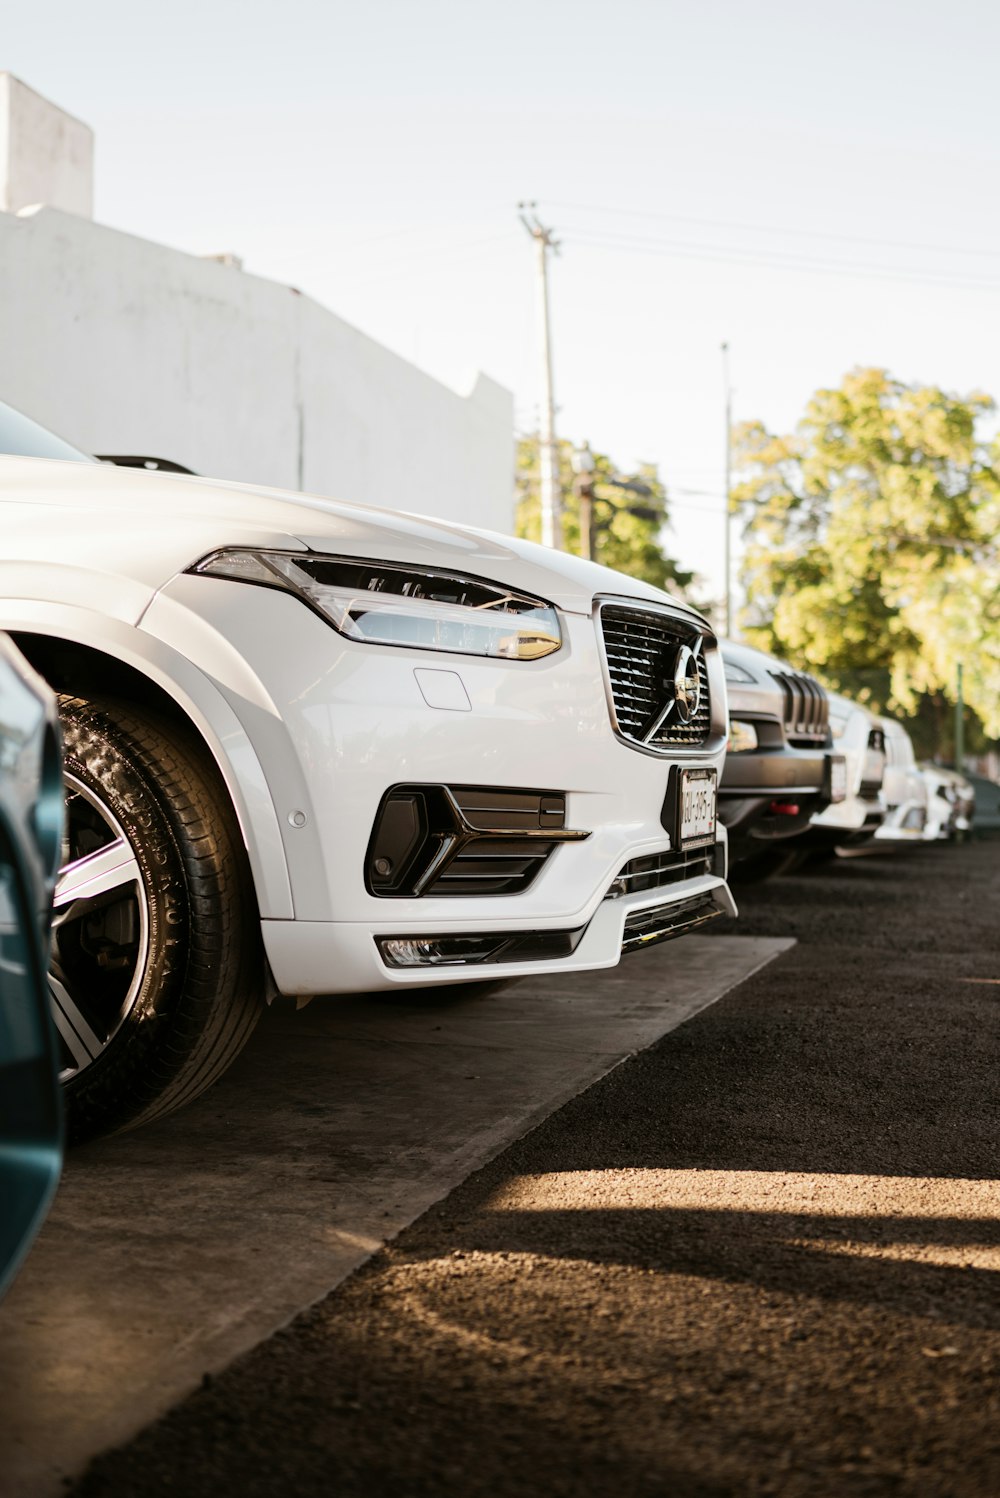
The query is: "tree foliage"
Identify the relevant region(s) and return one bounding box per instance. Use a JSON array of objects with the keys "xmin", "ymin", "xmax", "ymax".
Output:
[
  {"xmin": 734, "ymin": 368, "xmax": 1000, "ymax": 749},
  {"xmin": 515, "ymin": 435, "xmax": 694, "ymax": 597}
]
